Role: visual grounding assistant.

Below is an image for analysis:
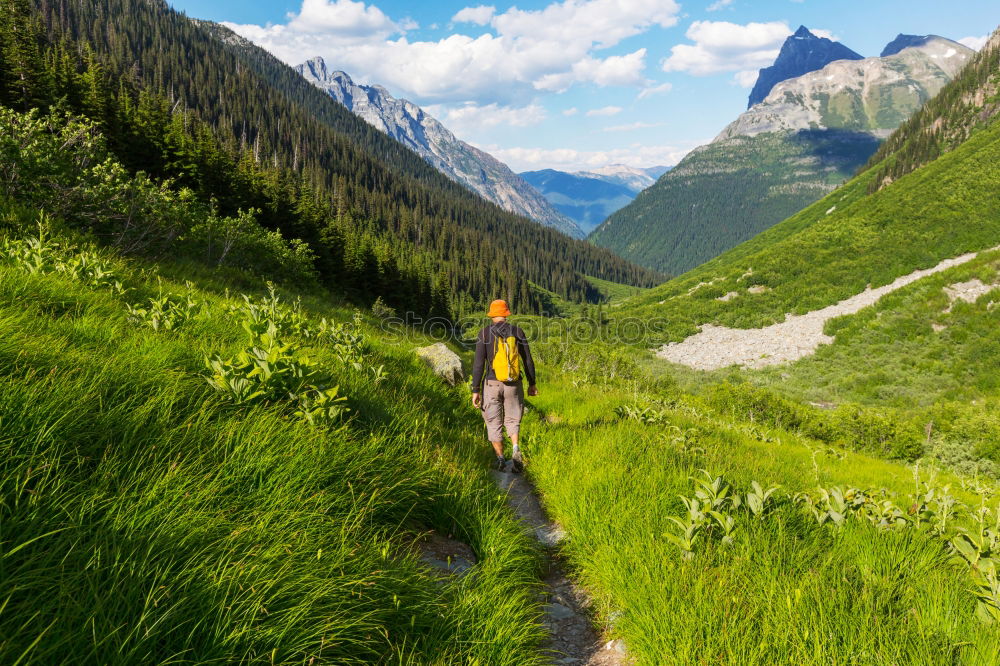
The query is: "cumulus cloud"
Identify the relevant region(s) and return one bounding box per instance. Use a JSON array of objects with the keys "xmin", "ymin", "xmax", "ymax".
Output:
[
  {"xmin": 286, "ymin": 0, "xmax": 399, "ymax": 35},
  {"xmin": 586, "ymin": 106, "xmax": 623, "ymax": 117},
  {"xmin": 733, "ymin": 69, "xmax": 759, "ymax": 88},
  {"xmin": 535, "ymin": 49, "xmax": 649, "ymax": 92},
  {"xmin": 224, "ymin": 0, "xmax": 681, "ymax": 106},
  {"xmin": 425, "ymin": 102, "xmax": 547, "ymax": 135},
  {"xmin": 959, "ymin": 35, "xmax": 988, "ymax": 51},
  {"xmin": 452, "ymin": 5, "xmax": 495, "ymax": 26},
  {"xmin": 562, "ymin": 107, "xmax": 579, "ymax": 116},
  {"xmin": 661, "ymin": 20, "xmax": 793, "ymax": 76},
  {"xmin": 479, "ymin": 141, "xmax": 700, "ymax": 172},
  {"xmin": 637, "ymin": 81, "xmax": 673, "ymax": 99}
]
